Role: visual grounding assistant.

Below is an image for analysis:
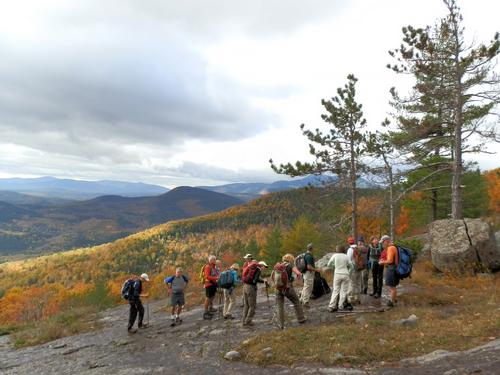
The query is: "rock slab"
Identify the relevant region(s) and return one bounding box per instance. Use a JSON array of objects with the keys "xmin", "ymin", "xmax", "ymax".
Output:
[{"xmin": 429, "ymin": 218, "xmax": 499, "ymax": 273}]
